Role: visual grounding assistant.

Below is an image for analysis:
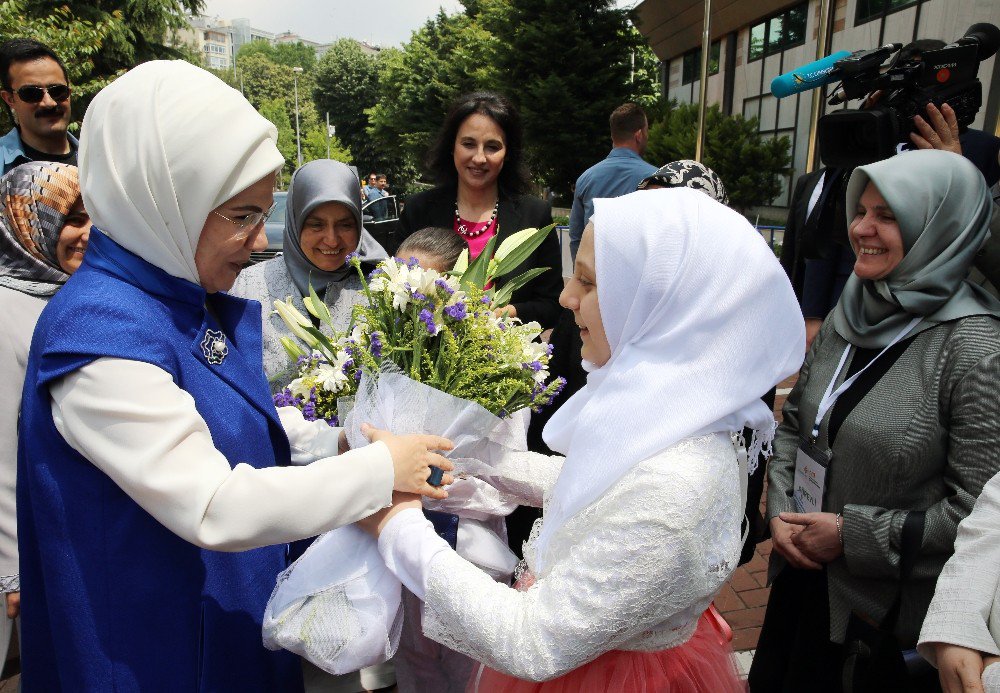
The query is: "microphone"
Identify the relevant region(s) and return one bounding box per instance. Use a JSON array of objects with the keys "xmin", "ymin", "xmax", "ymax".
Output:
[{"xmin": 771, "ymin": 51, "xmax": 851, "ymax": 99}]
